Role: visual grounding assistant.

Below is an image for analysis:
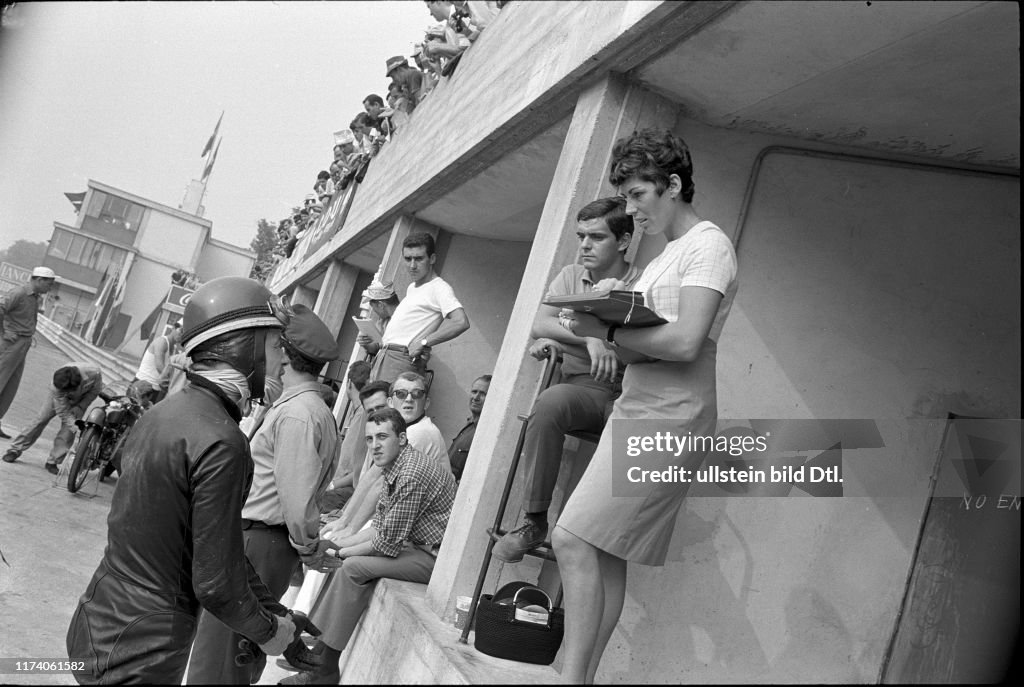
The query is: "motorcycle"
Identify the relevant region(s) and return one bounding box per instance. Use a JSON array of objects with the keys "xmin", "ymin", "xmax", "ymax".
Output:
[{"xmin": 66, "ymin": 391, "xmax": 144, "ymax": 494}]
